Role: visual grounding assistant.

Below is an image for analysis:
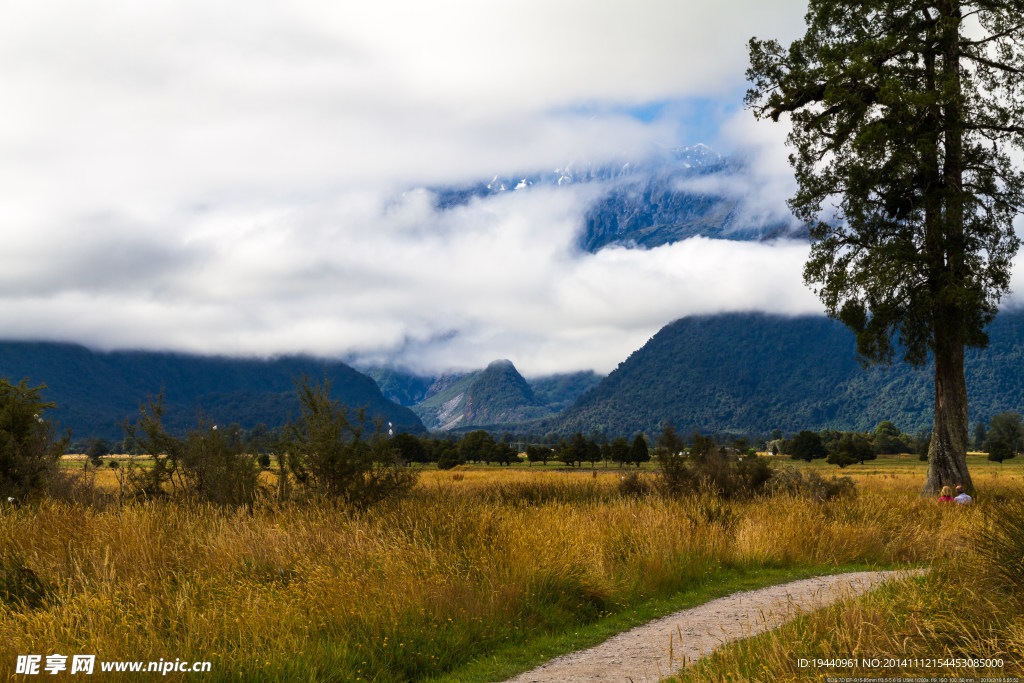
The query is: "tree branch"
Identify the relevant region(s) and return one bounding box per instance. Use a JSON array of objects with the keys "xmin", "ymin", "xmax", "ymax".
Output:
[{"xmin": 962, "ymin": 51, "xmax": 1024, "ymax": 74}]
